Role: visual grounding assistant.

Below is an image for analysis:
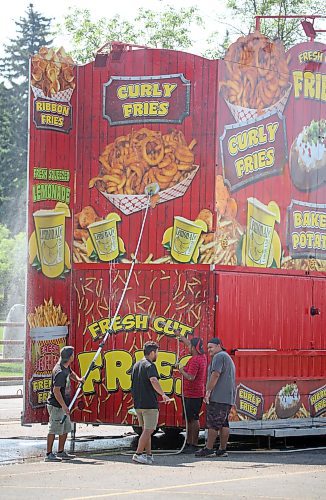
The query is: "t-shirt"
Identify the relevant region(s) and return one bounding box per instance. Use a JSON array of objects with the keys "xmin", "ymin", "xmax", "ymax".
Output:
[
  {"xmin": 208, "ymin": 351, "xmax": 235, "ymax": 405},
  {"xmin": 131, "ymin": 358, "xmax": 160, "ymax": 409},
  {"xmin": 47, "ymin": 362, "xmax": 71, "ymax": 408},
  {"xmin": 183, "ymin": 354, "xmax": 207, "ymax": 398}
]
